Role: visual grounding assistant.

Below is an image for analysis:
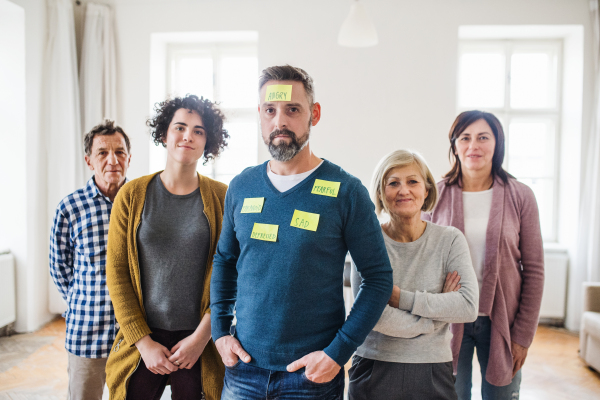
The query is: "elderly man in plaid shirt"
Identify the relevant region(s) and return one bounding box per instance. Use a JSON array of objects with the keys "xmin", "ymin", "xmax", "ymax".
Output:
[{"xmin": 49, "ymin": 120, "xmax": 131, "ymax": 400}]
